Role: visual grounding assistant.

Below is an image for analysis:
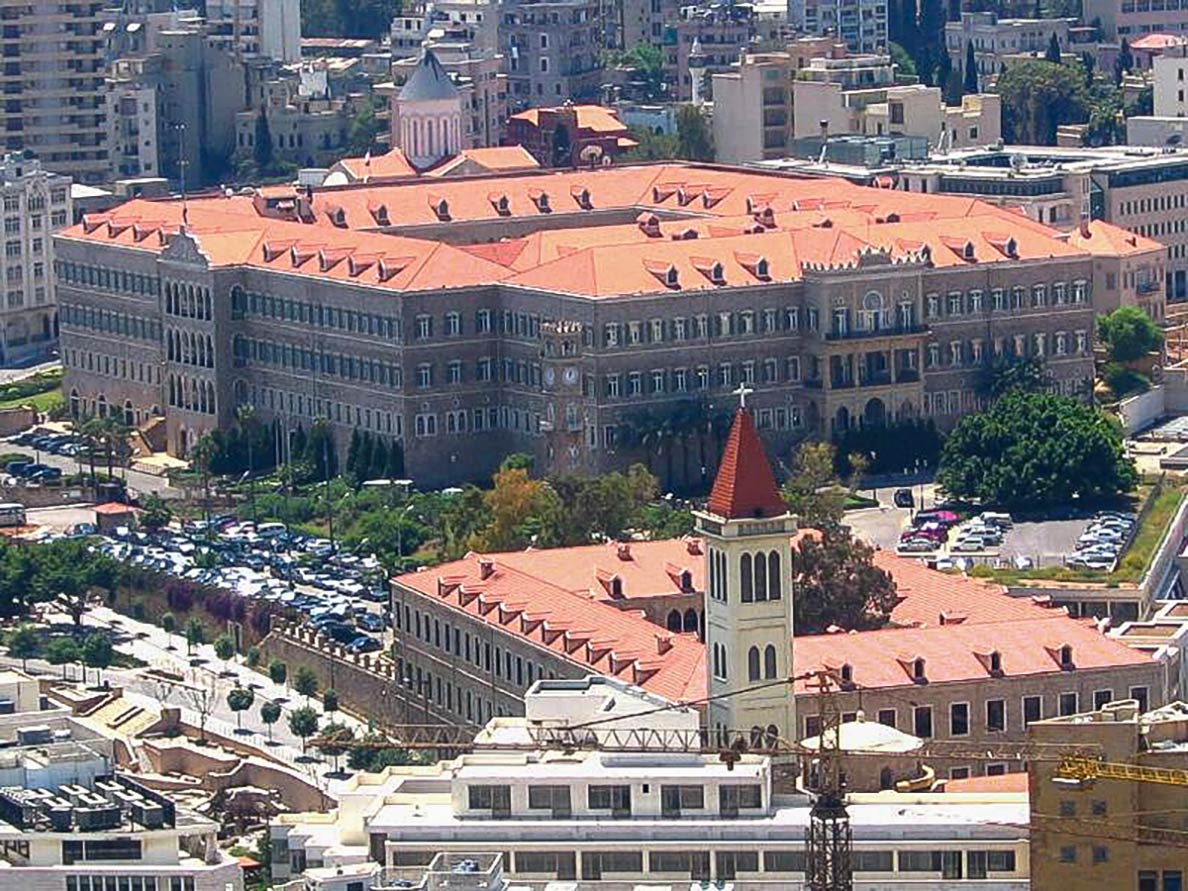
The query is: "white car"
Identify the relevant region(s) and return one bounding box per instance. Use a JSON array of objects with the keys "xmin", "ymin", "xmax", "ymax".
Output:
[{"xmin": 951, "ymin": 537, "xmax": 984, "ymax": 552}]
